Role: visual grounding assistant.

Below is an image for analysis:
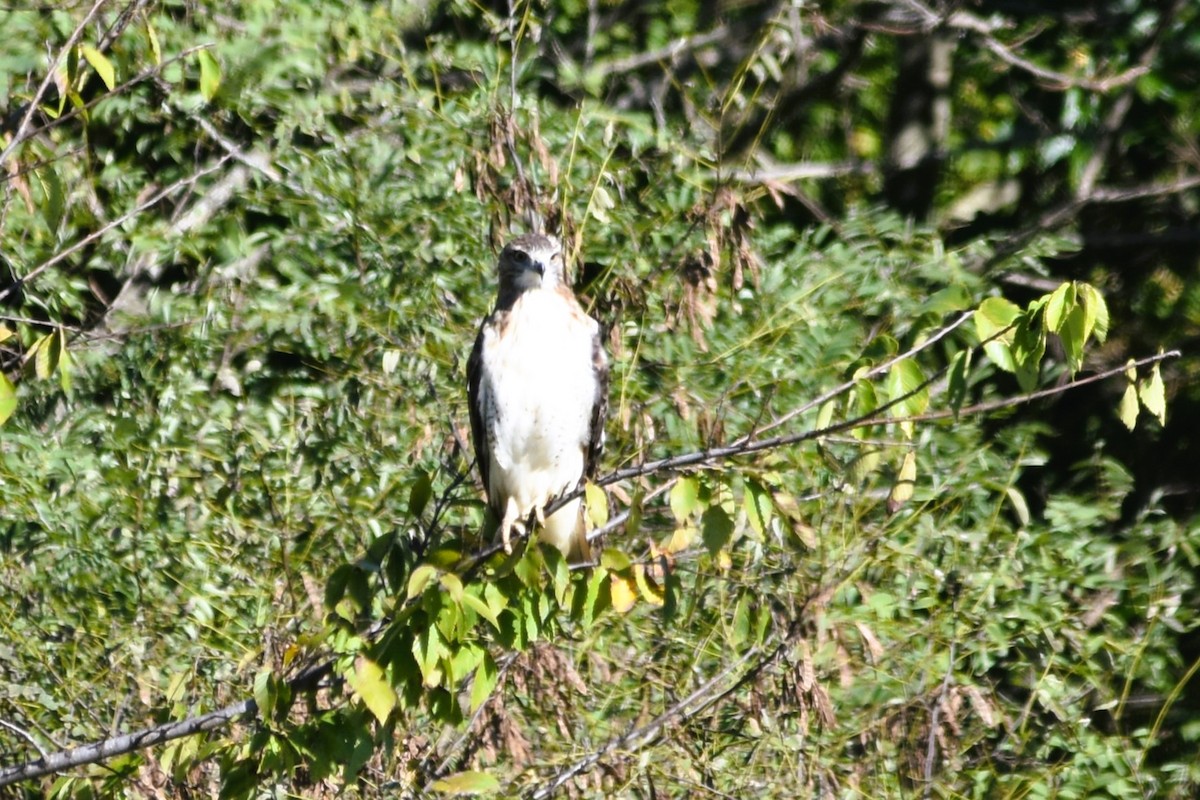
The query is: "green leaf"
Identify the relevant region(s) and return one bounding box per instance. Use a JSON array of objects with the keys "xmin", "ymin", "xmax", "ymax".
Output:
[
  {"xmin": 920, "ymin": 284, "xmax": 971, "ymax": 315},
  {"xmin": 1011, "ymin": 316, "xmax": 1045, "ymax": 393},
  {"xmin": 462, "ymin": 590, "xmax": 501, "ymax": 630},
  {"xmin": 743, "ymin": 479, "xmax": 771, "ymax": 539},
  {"xmin": 1077, "ymin": 283, "xmax": 1109, "ymax": 343},
  {"xmin": 885, "ymin": 358, "xmax": 929, "ymax": 418},
  {"xmin": 408, "ymin": 471, "xmax": 433, "ymax": 517},
  {"xmin": 348, "ymin": 657, "xmax": 396, "ymax": 723},
  {"xmin": 407, "ymin": 564, "xmax": 438, "ymax": 600},
  {"xmin": 947, "ymin": 349, "xmax": 970, "ymax": 417},
  {"xmin": 431, "ymin": 771, "xmax": 500, "ymax": 795},
  {"xmin": 701, "ymin": 505, "xmax": 734, "ymax": 556},
  {"xmin": 412, "ymin": 626, "xmax": 446, "ymax": 688},
  {"xmin": 669, "ymin": 476, "xmax": 700, "ymax": 522},
  {"xmin": 600, "ymin": 548, "xmax": 631, "ymax": 572},
  {"xmin": 0, "ymin": 372, "xmax": 16, "ymax": 426},
  {"xmin": 1084, "ymin": 283, "xmax": 1108, "ymax": 343},
  {"xmin": 1060, "ymin": 305, "xmax": 1087, "ymax": 373},
  {"xmin": 470, "ymin": 653, "xmax": 499, "ymax": 712},
  {"xmin": 1138, "ymin": 362, "xmax": 1166, "ymax": 425},
  {"xmin": 35, "ymin": 164, "xmax": 65, "ymax": 232},
  {"xmin": 81, "ymin": 45, "xmax": 115, "ymax": 91},
  {"xmin": 440, "ymin": 573, "xmax": 464, "ymax": 605},
  {"xmin": 197, "ymin": 49, "xmax": 221, "ymax": 101},
  {"xmin": 1043, "ymin": 283, "xmax": 1075, "ymax": 333},
  {"xmin": 974, "ymin": 297, "xmax": 1020, "ymax": 342},
  {"xmin": 57, "ymin": 335, "xmax": 73, "ymax": 394}
]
